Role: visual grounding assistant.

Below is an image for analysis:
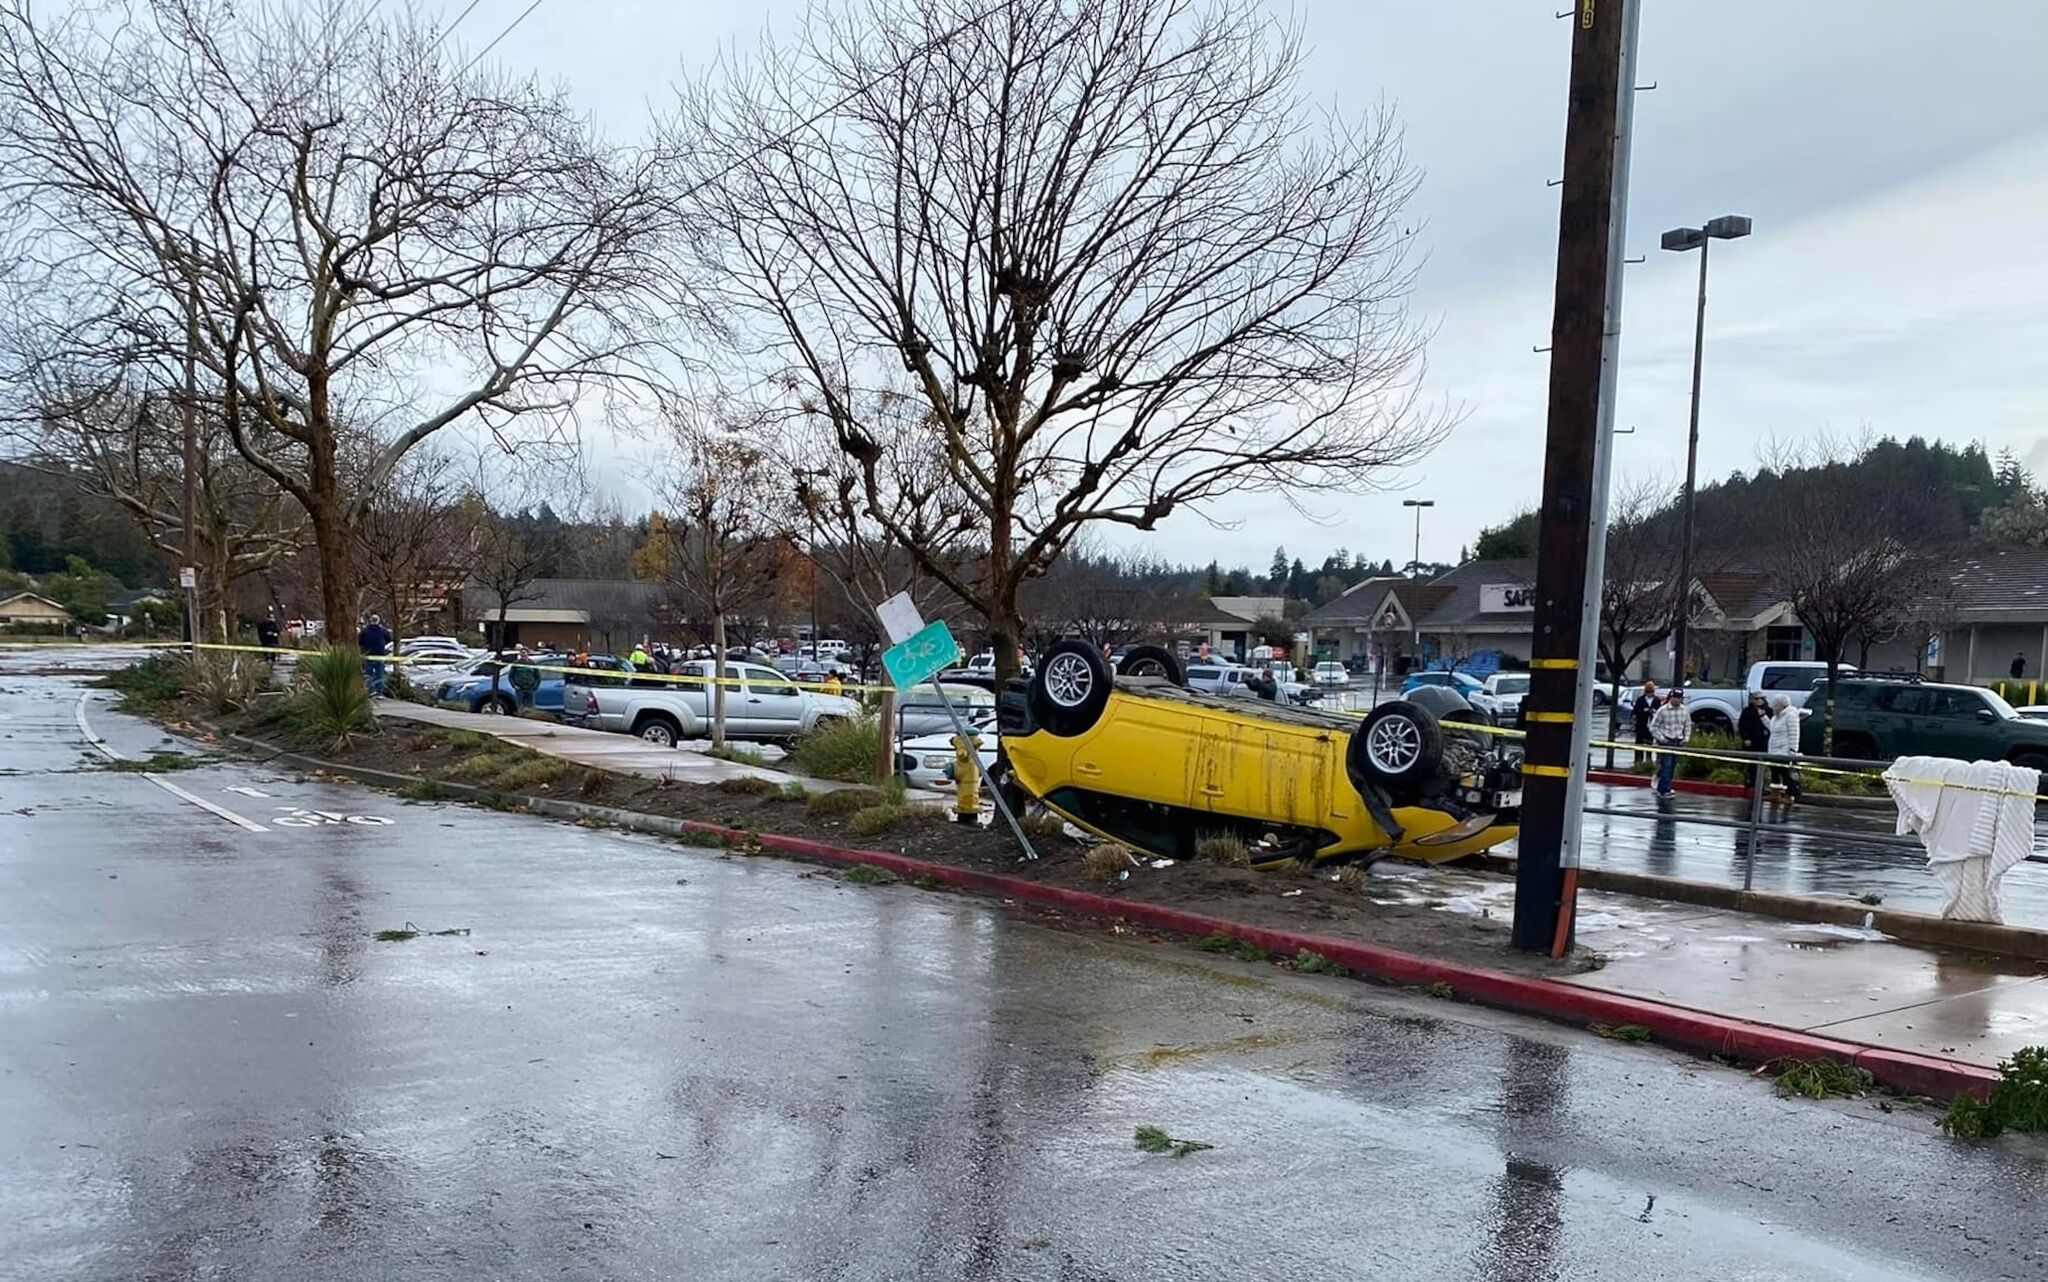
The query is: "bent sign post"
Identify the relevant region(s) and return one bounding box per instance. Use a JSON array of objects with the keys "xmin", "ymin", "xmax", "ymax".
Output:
[{"xmin": 877, "ymin": 613, "xmax": 1038, "ymax": 861}]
